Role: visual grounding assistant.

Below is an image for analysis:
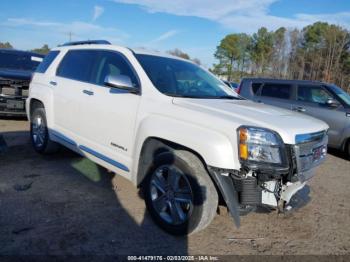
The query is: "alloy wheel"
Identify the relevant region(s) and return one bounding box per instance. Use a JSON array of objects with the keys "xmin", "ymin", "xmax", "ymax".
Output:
[
  {"xmin": 150, "ymin": 165, "xmax": 194, "ymax": 225},
  {"xmin": 32, "ymin": 115, "xmax": 46, "ymax": 147}
]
